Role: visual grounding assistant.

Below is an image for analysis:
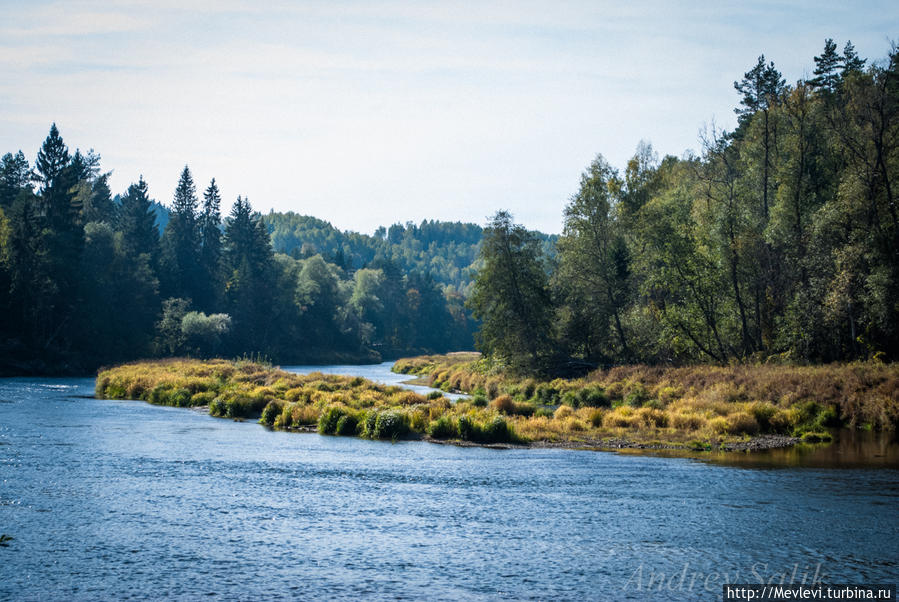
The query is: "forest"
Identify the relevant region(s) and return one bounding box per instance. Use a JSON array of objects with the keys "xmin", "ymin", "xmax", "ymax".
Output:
[
  {"xmin": 470, "ymin": 41, "xmax": 899, "ymax": 375},
  {"xmin": 0, "ymin": 139, "xmax": 481, "ymax": 373},
  {"xmin": 1, "ymin": 40, "xmax": 896, "ymax": 376}
]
